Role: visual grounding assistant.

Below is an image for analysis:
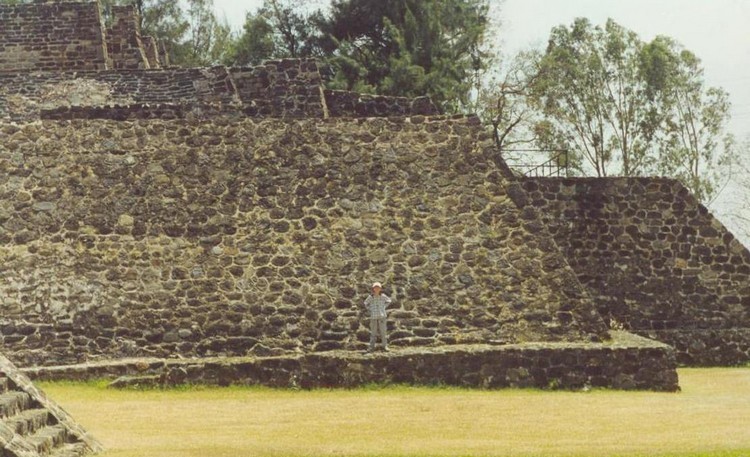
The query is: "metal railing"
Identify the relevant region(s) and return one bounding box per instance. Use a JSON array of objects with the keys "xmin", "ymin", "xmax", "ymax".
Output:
[{"xmin": 503, "ymin": 149, "xmax": 570, "ymax": 178}]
